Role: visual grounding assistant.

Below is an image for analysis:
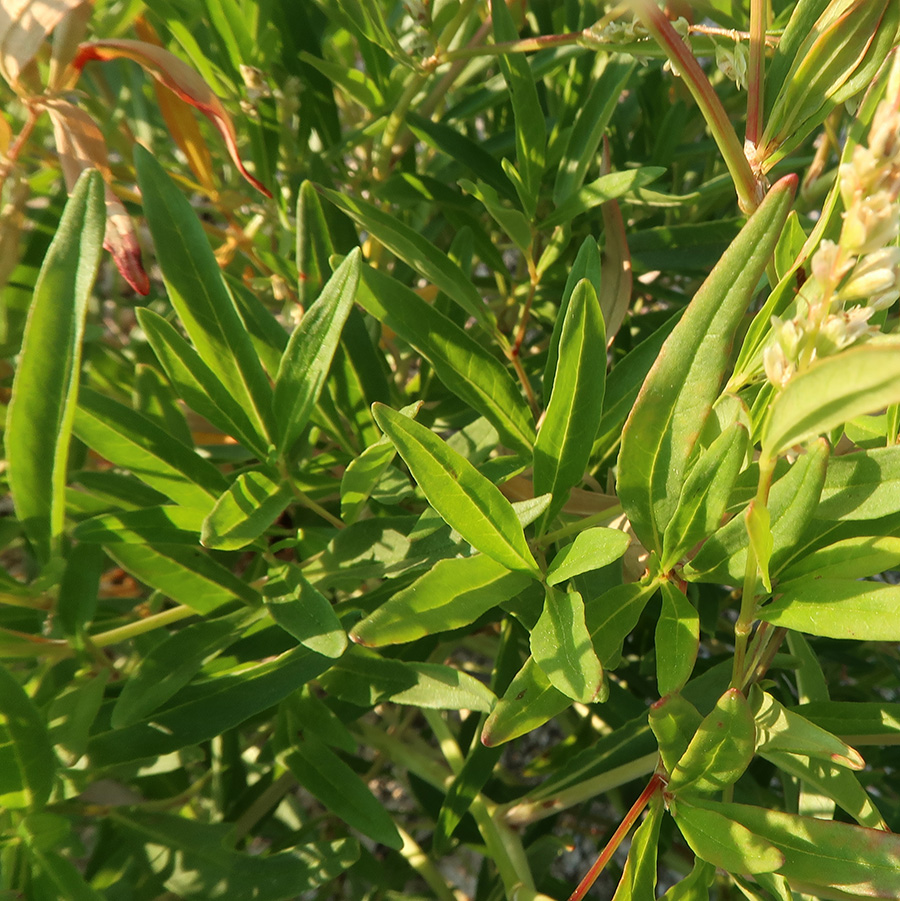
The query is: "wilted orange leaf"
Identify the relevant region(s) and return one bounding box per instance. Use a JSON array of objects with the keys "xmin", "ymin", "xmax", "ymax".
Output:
[
  {"xmin": 46, "ymin": 99, "xmax": 150, "ymax": 294},
  {"xmin": 73, "ymin": 38, "xmax": 272, "ymax": 197}
]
